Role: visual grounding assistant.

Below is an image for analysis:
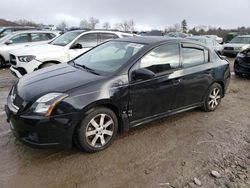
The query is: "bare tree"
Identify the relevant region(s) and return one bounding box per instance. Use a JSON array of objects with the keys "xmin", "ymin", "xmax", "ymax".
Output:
[
  {"xmin": 79, "ymin": 19, "xmax": 89, "ymax": 29},
  {"xmin": 15, "ymin": 19, "xmax": 38, "ymax": 27},
  {"xmin": 103, "ymin": 22, "xmax": 111, "ymax": 30},
  {"xmin": 115, "ymin": 20, "xmax": 135, "ymax": 32},
  {"xmin": 79, "ymin": 17, "xmax": 99, "ymax": 29},
  {"xmin": 57, "ymin": 21, "xmax": 67, "ymax": 30},
  {"xmin": 88, "ymin": 17, "xmax": 99, "ymax": 29}
]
